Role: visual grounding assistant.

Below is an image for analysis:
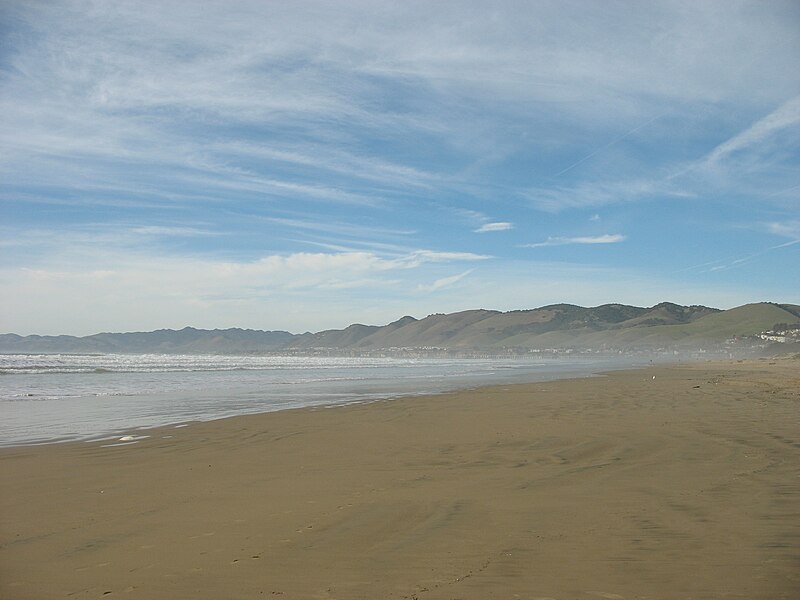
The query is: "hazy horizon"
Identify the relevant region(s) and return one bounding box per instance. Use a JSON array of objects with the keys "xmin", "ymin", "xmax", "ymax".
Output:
[
  {"xmin": 3, "ymin": 300, "xmax": 798, "ymax": 341},
  {"xmin": 2, "ymin": 1, "xmax": 798, "ymax": 336},
  {"xmin": 0, "ymin": 299, "xmax": 733, "ymax": 336}
]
